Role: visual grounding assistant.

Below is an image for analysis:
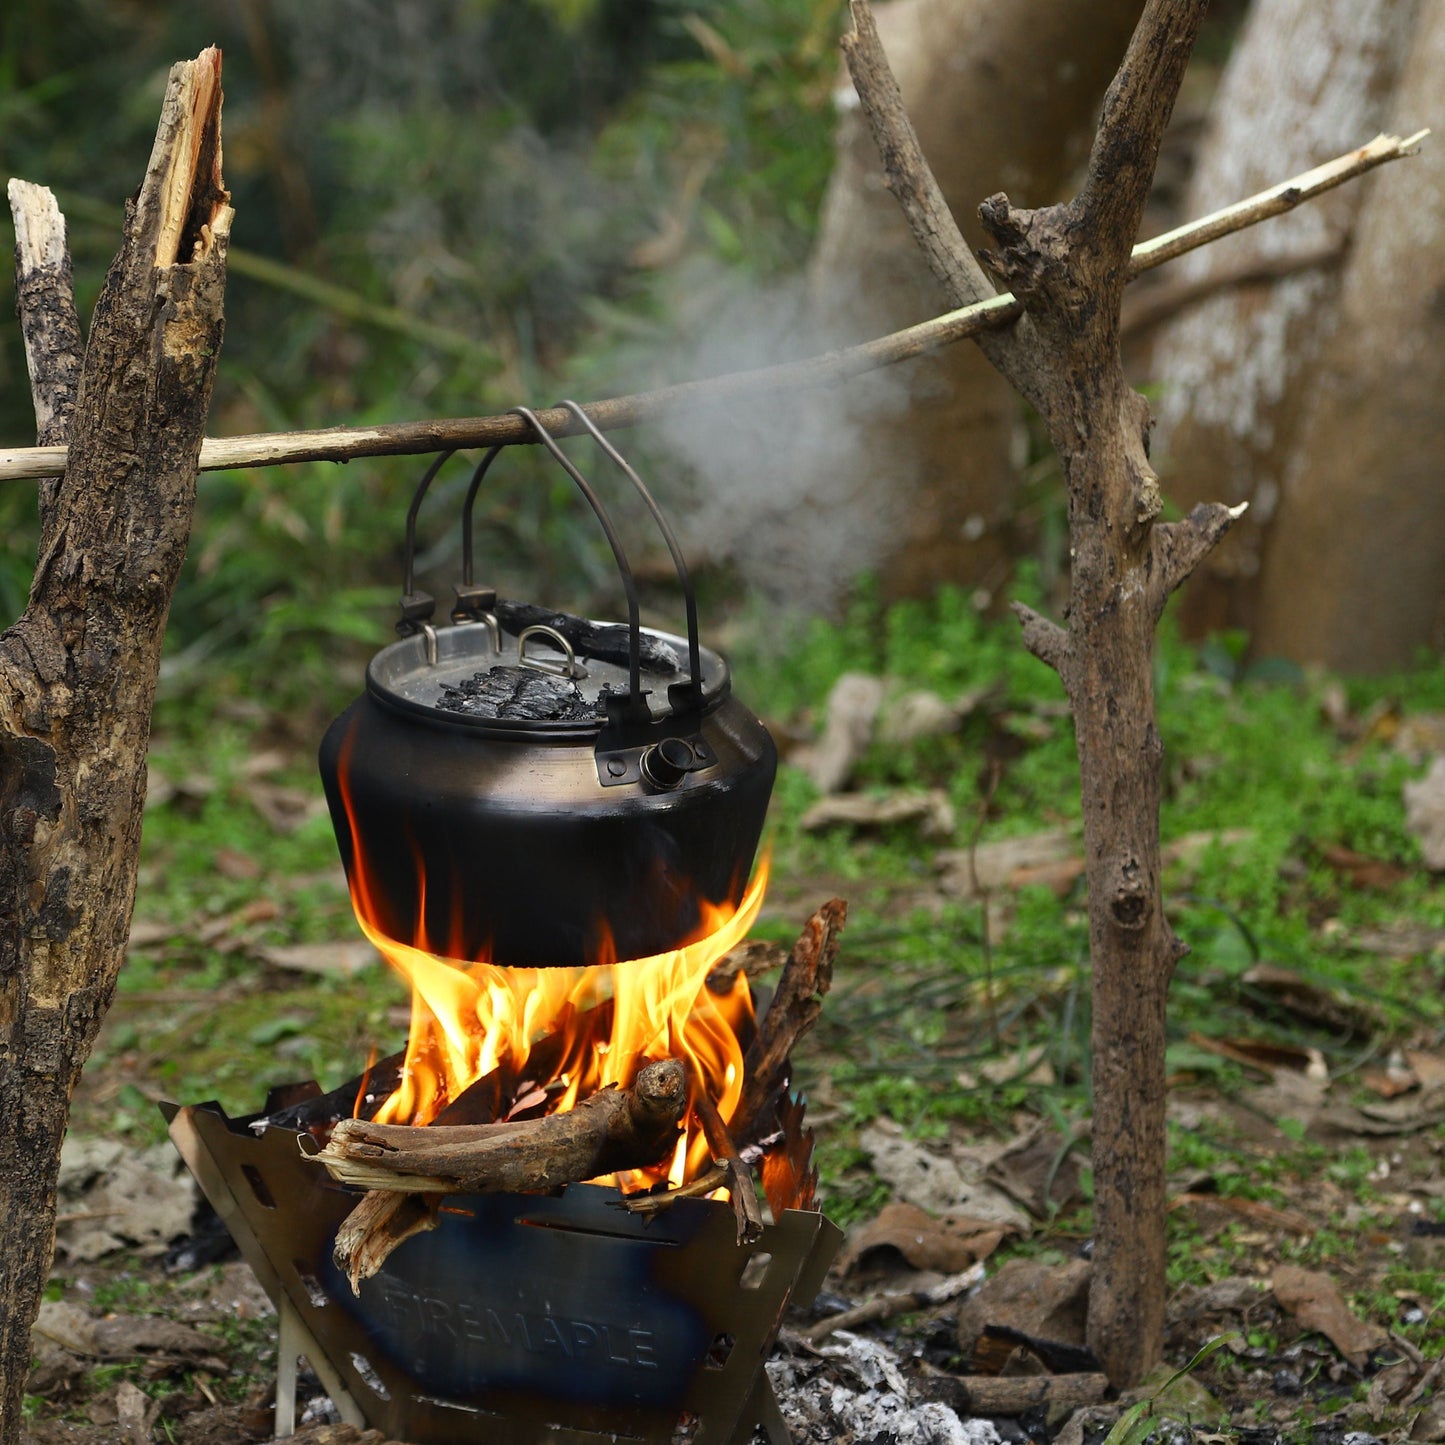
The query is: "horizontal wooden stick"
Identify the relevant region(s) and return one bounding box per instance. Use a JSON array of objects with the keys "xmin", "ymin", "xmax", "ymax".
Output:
[{"xmin": 1, "ymin": 131, "xmax": 1423, "ymax": 485}]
